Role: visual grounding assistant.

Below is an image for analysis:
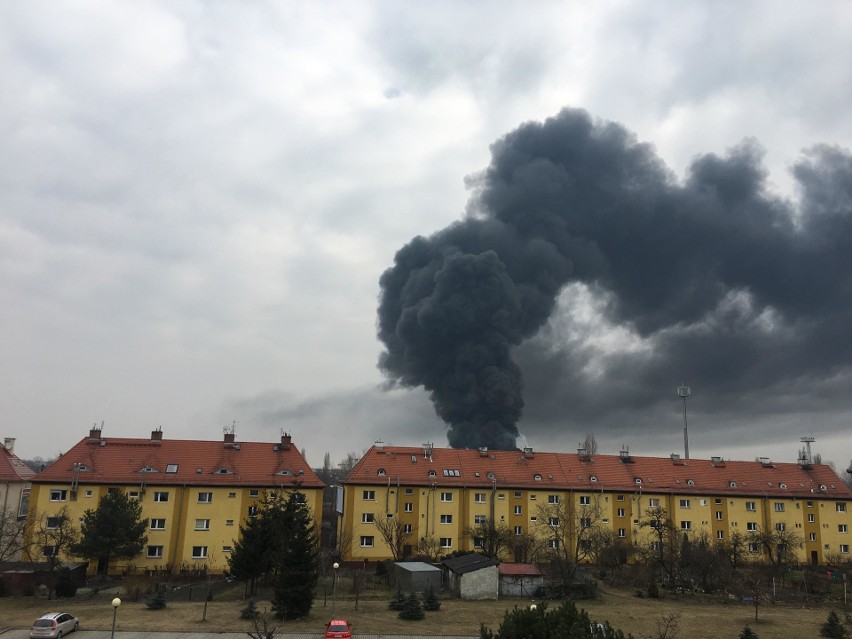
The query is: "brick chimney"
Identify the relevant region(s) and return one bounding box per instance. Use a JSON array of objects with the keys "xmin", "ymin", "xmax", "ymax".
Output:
[
  {"xmin": 224, "ymin": 432, "xmax": 236, "ymax": 446},
  {"xmin": 280, "ymin": 433, "xmax": 292, "ymax": 450},
  {"xmin": 151, "ymin": 428, "xmax": 163, "ymax": 442},
  {"xmin": 88, "ymin": 427, "xmax": 102, "ymax": 441},
  {"xmin": 3, "ymin": 437, "xmax": 14, "ymax": 453}
]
